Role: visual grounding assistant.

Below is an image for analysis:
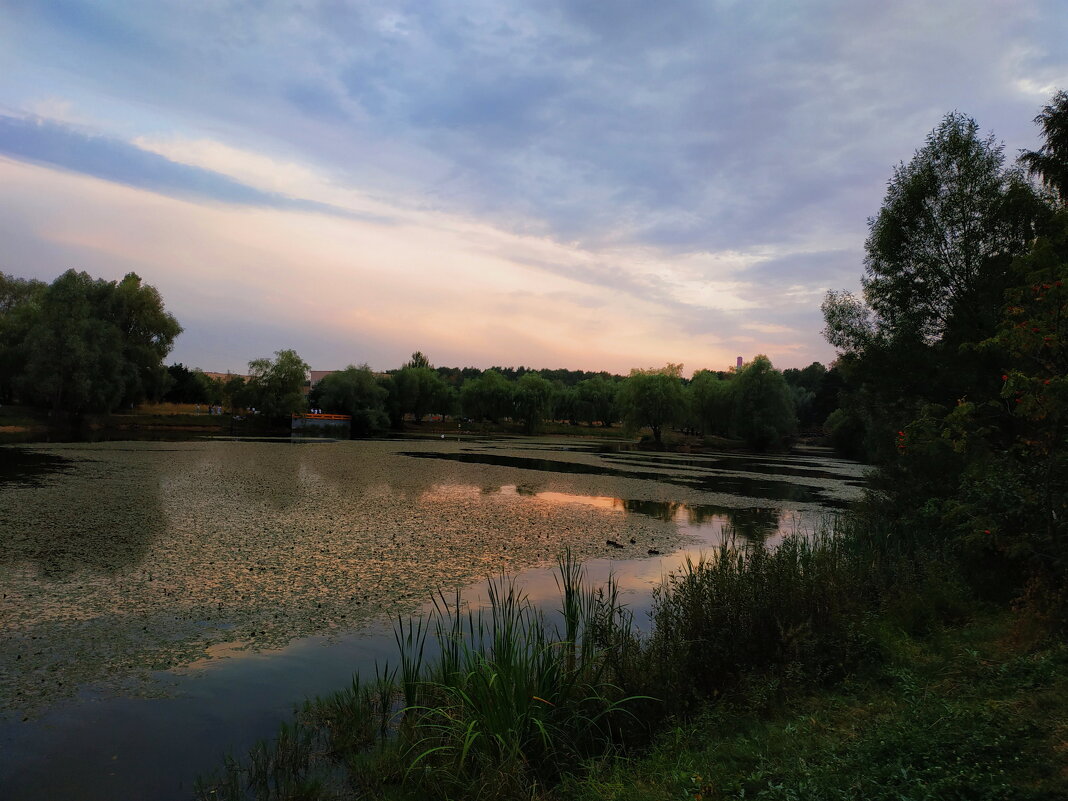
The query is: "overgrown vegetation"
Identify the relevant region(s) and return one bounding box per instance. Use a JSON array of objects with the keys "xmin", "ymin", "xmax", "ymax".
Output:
[
  {"xmin": 193, "ymin": 515, "xmax": 989, "ymax": 801},
  {"xmin": 195, "ymin": 553, "xmax": 647, "ymax": 800},
  {"xmin": 0, "ymin": 270, "xmax": 181, "ymax": 414},
  {"xmin": 822, "ymin": 92, "xmax": 1068, "ymax": 631},
  {"xmin": 562, "ymin": 613, "xmax": 1068, "ymax": 801}
]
